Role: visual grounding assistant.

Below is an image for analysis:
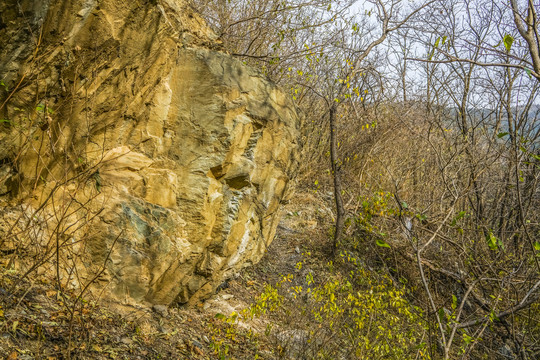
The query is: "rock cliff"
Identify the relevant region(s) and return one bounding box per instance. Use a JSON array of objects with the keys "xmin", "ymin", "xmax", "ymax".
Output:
[{"xmin": 0, "ymin": 0, "xmax": 301, "ymax": 305}]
